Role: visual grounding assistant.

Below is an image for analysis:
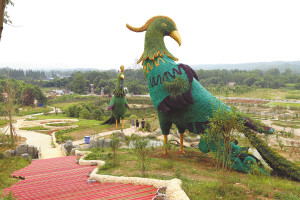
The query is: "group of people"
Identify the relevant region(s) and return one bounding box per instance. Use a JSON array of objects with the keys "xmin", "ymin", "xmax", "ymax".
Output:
[{"xmin": 131, "ymin": 118, "xmax": 145, "ymax": 133}]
